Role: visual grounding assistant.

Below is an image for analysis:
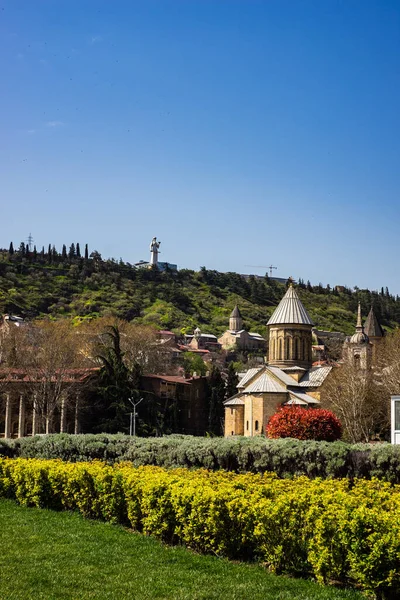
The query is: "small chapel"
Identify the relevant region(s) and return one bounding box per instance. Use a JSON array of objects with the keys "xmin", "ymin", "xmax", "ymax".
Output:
[
  {"xmin": 218, "ymin": 306, "xmax": 266, "ymax": 351},
  {"xmin": 224, "ymin": 284, "xmax": 332, "ymax": 437}
]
